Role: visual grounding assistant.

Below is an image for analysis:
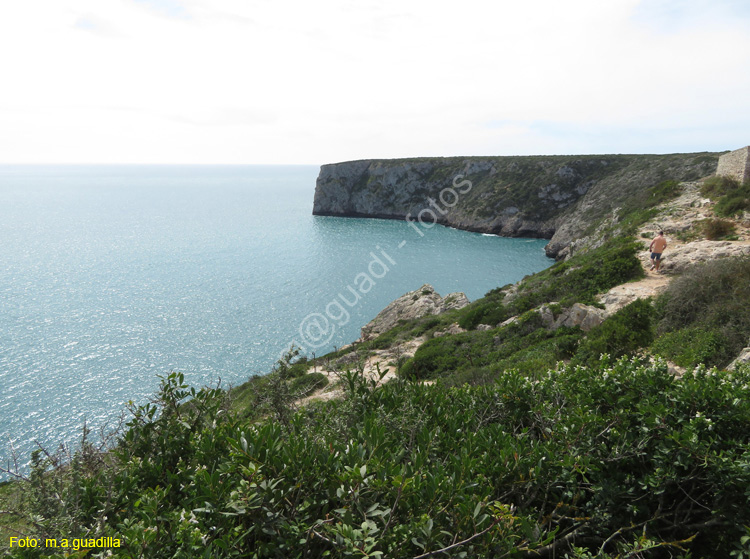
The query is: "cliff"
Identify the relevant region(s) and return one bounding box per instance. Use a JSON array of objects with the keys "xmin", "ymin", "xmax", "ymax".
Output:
[{"xmin": 313, "ymin": 153, "xmax": 720, "ymax": 258}]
